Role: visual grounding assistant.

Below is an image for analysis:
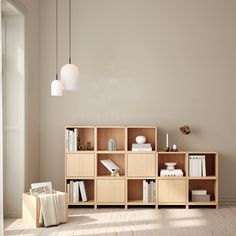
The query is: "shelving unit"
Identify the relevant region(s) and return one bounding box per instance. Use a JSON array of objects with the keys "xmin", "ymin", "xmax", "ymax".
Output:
[{"xmin": 65, "ymin": 126, "xmax": 218, "ymax": 209}]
